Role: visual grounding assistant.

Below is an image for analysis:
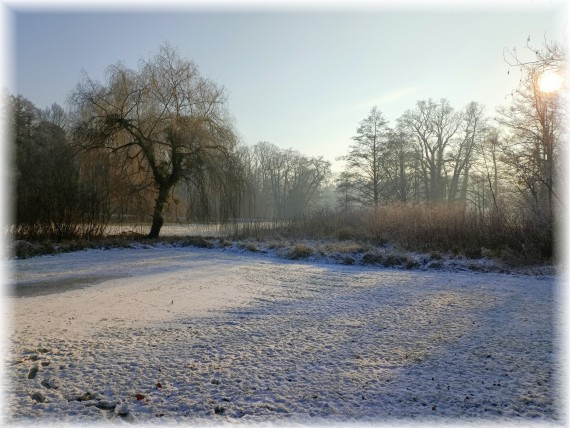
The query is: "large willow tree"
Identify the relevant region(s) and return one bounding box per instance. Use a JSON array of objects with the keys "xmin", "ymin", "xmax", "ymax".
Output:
[{"xmin": 71, "ymin": 44, "xmax": 238, "ymax": 238}]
